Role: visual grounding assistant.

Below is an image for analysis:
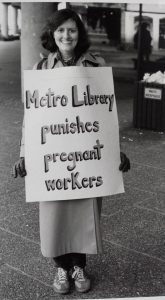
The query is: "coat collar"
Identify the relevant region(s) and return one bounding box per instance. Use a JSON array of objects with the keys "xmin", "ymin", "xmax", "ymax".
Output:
[
  {"xmin": 78, "ymin": 52, "xmax": 100, "ymax": 66},
  {"xmin": 47, "ymin": 51, "xmax": 100, "ymax": 68}
]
